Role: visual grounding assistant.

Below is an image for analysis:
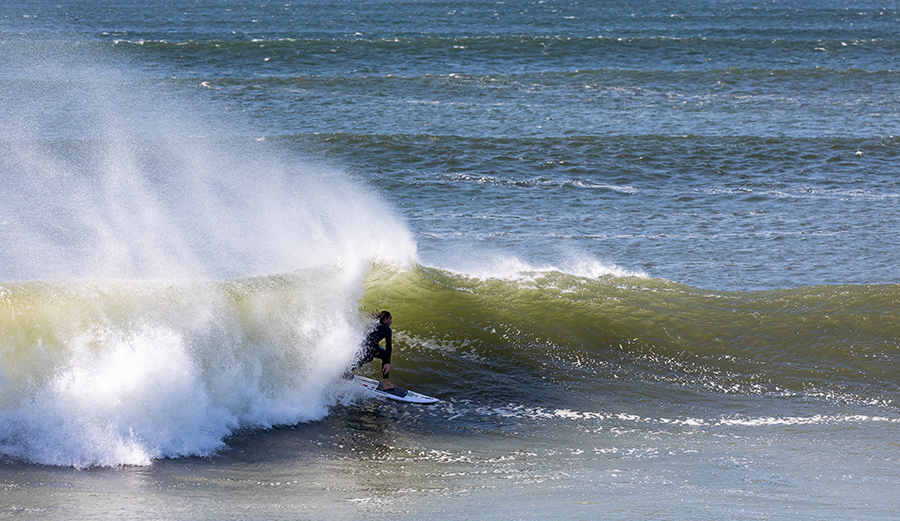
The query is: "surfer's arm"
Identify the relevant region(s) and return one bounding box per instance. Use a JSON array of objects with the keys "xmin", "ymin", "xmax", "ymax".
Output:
[{"xmin": 382, "ymin": 329, "xmax": 391, "ymax": 375}]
